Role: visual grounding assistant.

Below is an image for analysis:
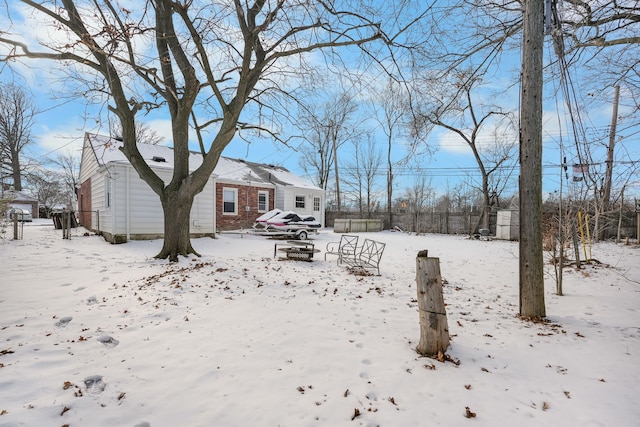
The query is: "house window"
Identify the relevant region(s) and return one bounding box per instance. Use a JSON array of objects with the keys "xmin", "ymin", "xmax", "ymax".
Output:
[
  {"xmin": 313, "ymin": 197, "xmax": 321, "ymax": 212},
  {"xmin": 258, "ymin": 191, "xmax": 268, "ymax": 212},
  {"xmin": 105, "ymin": 178, "xmax": 111, "ymax": 208},
  {"xmin": 223, "ymin": 188, "xmax": 237, "ymax": 214},
  {"xmin": 295, "ymin": 195, "xmax": 305, "ymax": 209}
]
